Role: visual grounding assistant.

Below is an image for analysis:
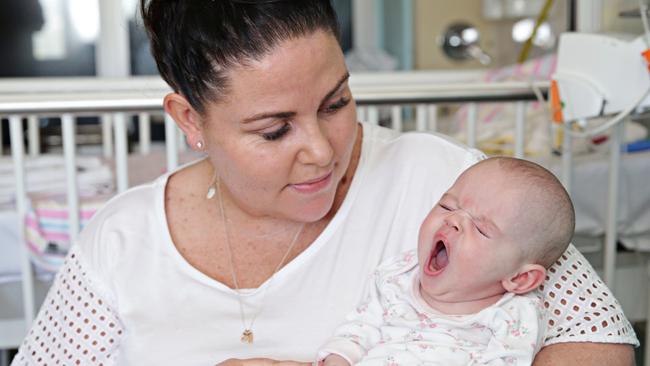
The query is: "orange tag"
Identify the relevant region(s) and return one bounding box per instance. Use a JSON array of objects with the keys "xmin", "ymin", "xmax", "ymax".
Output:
[{"xmin": 550, "ymin": 79, "xmax": 564, "ymax": 123}]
